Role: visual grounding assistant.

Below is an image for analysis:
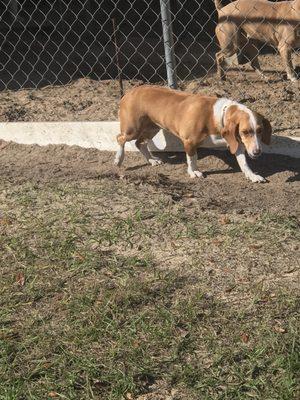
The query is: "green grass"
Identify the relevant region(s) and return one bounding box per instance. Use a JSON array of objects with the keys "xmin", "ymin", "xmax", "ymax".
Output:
[{"xmin": 0, "ymin": 179, "xmax": 299, "ymax": 399}]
